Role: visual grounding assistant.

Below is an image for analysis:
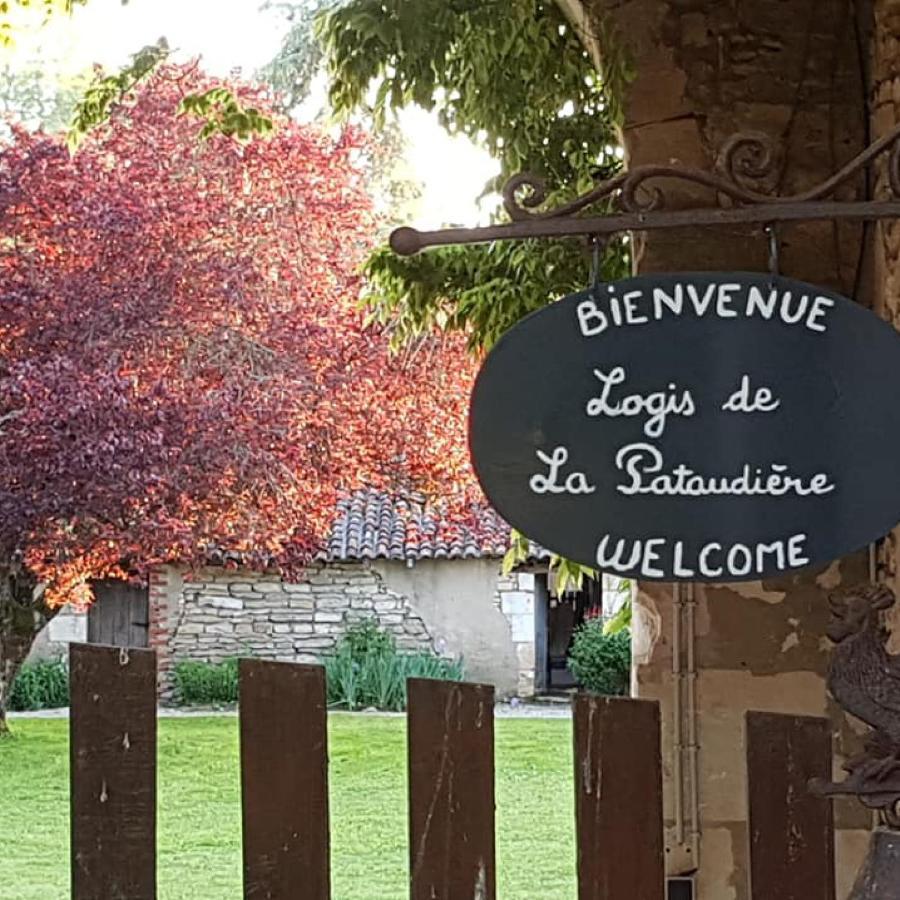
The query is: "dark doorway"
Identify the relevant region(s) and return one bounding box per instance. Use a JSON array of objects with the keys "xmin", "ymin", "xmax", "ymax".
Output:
[
  {"xmin": 538, "ymin": 575, "xmax": 603, "ymax": 692},
  {"xmin": 87, "ymin": 580, "xmax": 150, "ymax": 648}
]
